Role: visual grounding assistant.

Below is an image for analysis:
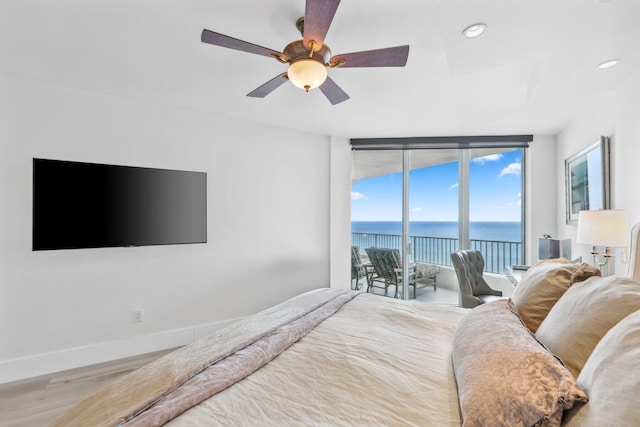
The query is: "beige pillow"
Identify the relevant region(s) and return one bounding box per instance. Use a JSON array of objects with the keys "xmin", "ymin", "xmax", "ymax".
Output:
[
  {"xmin": 562, "ymin": 309, "xmax": 640, "ymax": 426},
  {"xmin": 452, "ymin": 299, "xmax": 587, "ymax": 427},
  {"xmin": 512, "ymin": 259, "xmax": 601, "ymax": 333},
  {"xmin": 535, "ymin": 276, "xmax": 640, "ymax": 378}
]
